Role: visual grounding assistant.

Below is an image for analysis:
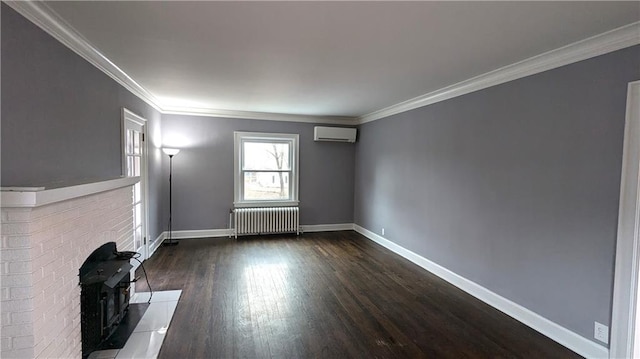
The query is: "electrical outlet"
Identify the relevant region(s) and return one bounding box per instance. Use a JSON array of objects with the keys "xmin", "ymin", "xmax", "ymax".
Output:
[
  {"xmin": 594, "ymin": 322, "xmax": 609, "ymax": 344},
  {"xmin": 382, "ymin": 228, "xmax": 385, "ymax": 236}
]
